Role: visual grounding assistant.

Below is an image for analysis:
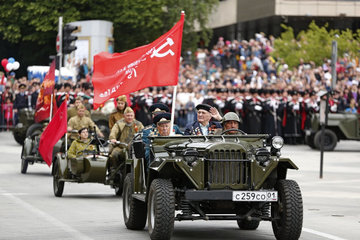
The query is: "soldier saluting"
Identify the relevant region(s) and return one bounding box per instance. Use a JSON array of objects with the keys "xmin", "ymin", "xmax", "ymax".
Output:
[{"xmin": 184, "ymin": 103, "xmax": 222, "ymax": 136}]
